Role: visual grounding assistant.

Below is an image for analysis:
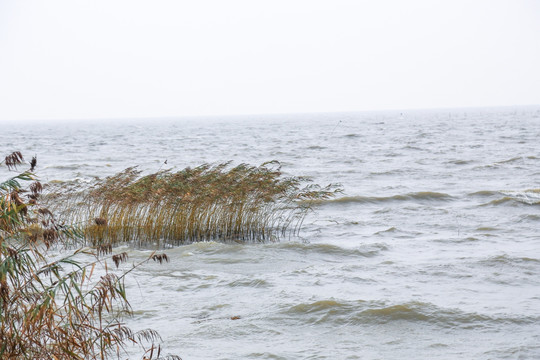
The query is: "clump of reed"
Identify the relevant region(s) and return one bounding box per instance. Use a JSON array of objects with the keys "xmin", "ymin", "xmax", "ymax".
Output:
[
  {"xmin": 45, "ymin": 161, "xmax": 340, "ymax": 247},
  {"xmin": 1, "ymin": 152, "xmax": 179, "ymax": 360}
]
